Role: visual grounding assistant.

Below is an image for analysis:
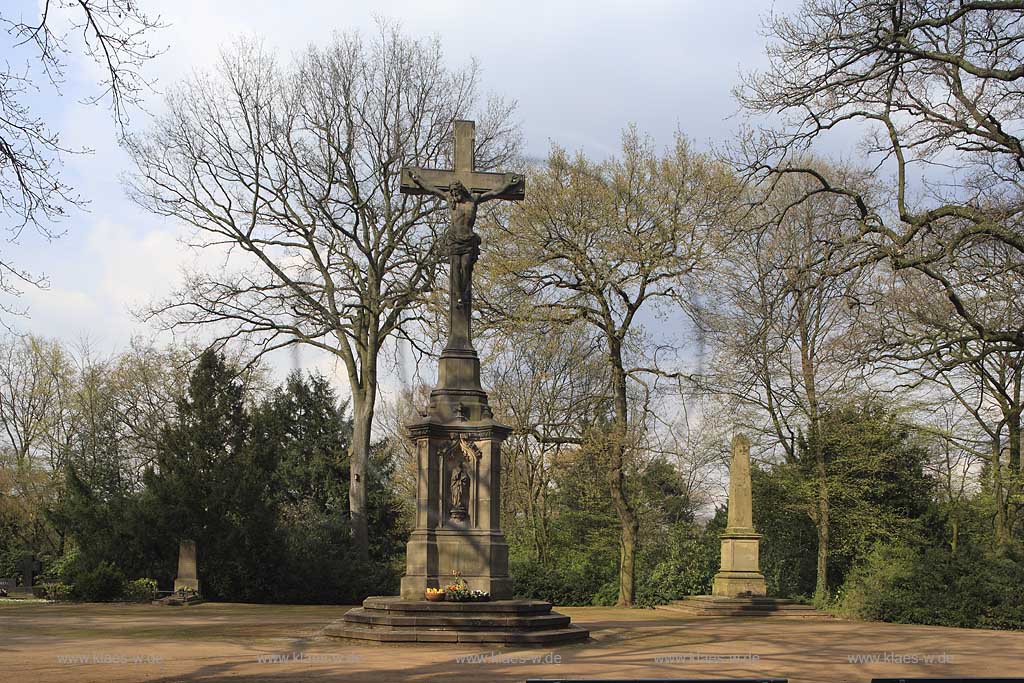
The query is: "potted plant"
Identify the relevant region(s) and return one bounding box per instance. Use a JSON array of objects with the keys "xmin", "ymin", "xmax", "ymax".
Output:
[{"xmin": 424, "ymin": 587, "xmax": 446, "ymax": 602}]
